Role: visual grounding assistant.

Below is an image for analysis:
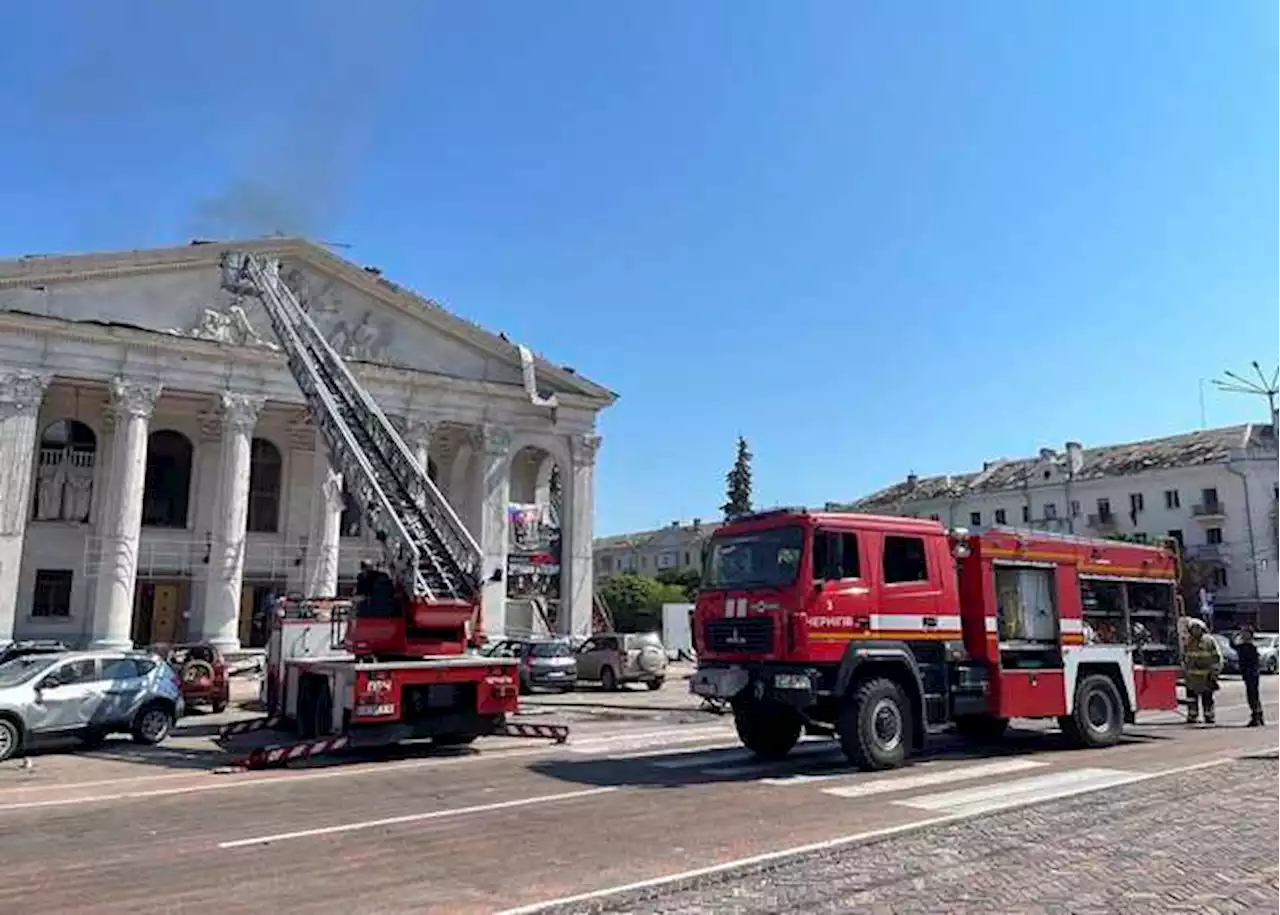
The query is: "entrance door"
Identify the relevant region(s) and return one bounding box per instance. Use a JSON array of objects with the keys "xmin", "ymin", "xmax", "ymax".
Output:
[
  {"xmin": 150, "ymin": 584, "xmax": 180, "ymax": 645},
  {"xmin": 240, "ymin": 585, "xmax": 256, "ymax": 648}
]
